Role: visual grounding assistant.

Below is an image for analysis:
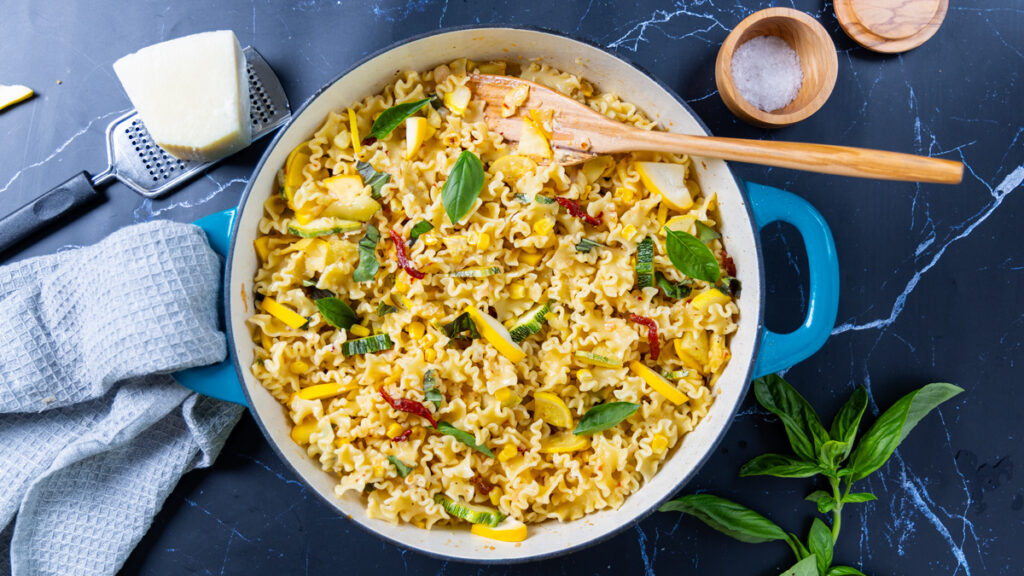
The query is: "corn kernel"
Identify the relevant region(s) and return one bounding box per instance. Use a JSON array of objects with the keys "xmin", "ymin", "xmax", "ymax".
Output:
[
  {"xmin": 621, "ymin": 224, "xmax": 638, "ymax": 241},
  {"xmin": 394, "ymin": 275, "xmax": 411, "ymax": 294},
  {"xmin": 533, "ymin": 218, "xmax": 555, "ymax": 236},
  {"xmin": 424, "ymin": 348, "xmax": 437, "ymax": 362},
  {"xmin": 520, "ymin": 251, "xmax": 543, "ymax": 266},
  {"xmin": 373, "ymin": 463, "xmax": 385, "ymax": 478},
  {"xmin": 350, "ymin": 324, "xmax": 370, "ymax": 337},
  {"xmin": 615, "ymin": 186, "xmax": 635, "ymax": 203},
  {"xmin": 334, "ymin": 436, "xmax": 351, "ymax": 448},
  {"xmin": 289, "ymin": 360, "xmax": 310, "ymax": 374},
  {"xmin": 656, "ymin": 203, "xmax": 668, "ymax": 225},
  {"xmin": 576, "ymin": 369, "xmax": 593, "ymax": 382},
  {"xmin": 476, "ymin": 232, "xmax": 491, "ymax": 250},
  {"xmin": 652, "ymin": 434, "xmax": 669, "ymax": 454},
  {"xmin": 407, "ymin": 321, "xmax": 426, "ymax": 340},
  {"xmin": 495, "ymin": 388, "xmax": 522, "ymax": 408},
  {"xmin": 489, "ymin": 487, "xmax": 503, "ymax": 506},
  {"xmin": 422, "ymin": 233, "xmax": 438, "ymax": 246},
  {"xmin": 386, "ymin": 423, "xmax": 405, "ymax": 439},
  {"xmin": 509, "ymin": 282, "xmax": 526, "ymax": 299},
  {"xmin": 498, "ymin": 444, "xmax": 518, "ymax": 462}
]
